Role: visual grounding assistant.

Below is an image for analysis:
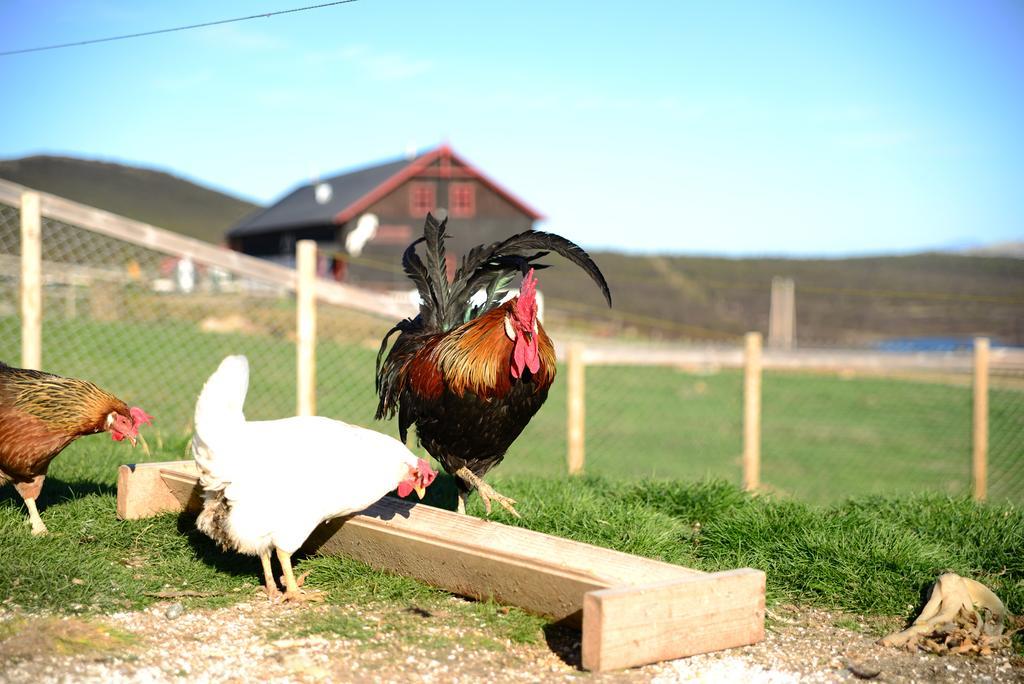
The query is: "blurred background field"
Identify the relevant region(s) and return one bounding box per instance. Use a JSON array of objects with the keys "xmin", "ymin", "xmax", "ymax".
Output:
[{"xmin": 2, "ymin": 185, "xmax": 1021, "ymax": 507}]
